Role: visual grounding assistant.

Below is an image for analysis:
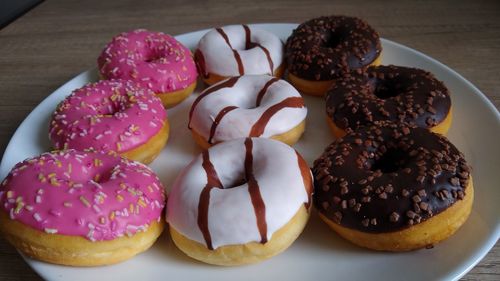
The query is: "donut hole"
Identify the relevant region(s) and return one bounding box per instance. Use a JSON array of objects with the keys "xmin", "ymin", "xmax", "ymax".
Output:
[
  {"xmin": 370, "ymin": 148, "xmax": 409, "ymax": 174},
  {"xmin": 93, "ymin": 102, "xmax": 124, "ymax": 117},
  {"xmin": 227, "ymin": 177, "xmax": 247, "ymax": 188},
  {"xmin": 322, "ymin": 27, "xmax": 350, "ymax": 50},
  {"xmin": 323, "ymin": 32, "xmax": 343, "ymax": 49},
  {"xmin": 219, "ymin": 165, "xmax": 255, "ymax": 189},
  {"xmin": 143, "ymin": 50, "xmax": 165, "ymax": 63},
  {"xmin": 245, "ymin": 42, "xmax": 259, "ymax": 51},
  {"xmin": 233, "ymin": 40, "xmax": 265, "ymax": 52},
  {"xmin": 372, "ymin": 77, "xmax": 413, "ymax": 100},
  {"xmin": 70, "ymin": 162, "xmax": 112, "ymax": 185}
]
